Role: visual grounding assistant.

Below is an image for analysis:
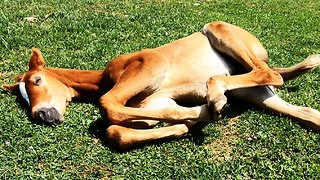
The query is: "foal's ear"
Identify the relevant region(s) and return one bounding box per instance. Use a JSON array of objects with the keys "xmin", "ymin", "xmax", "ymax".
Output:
[
  {"xmin": 2, "ymin": 74, "xmax": 25, "ymax": 95},
  {"xmin": 29, "ymin": 48, "xmax": 45, "ymax": 70},
  {"xmin": 2, "ymin": 84, "xmax": 20, "ymax": 95}
]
